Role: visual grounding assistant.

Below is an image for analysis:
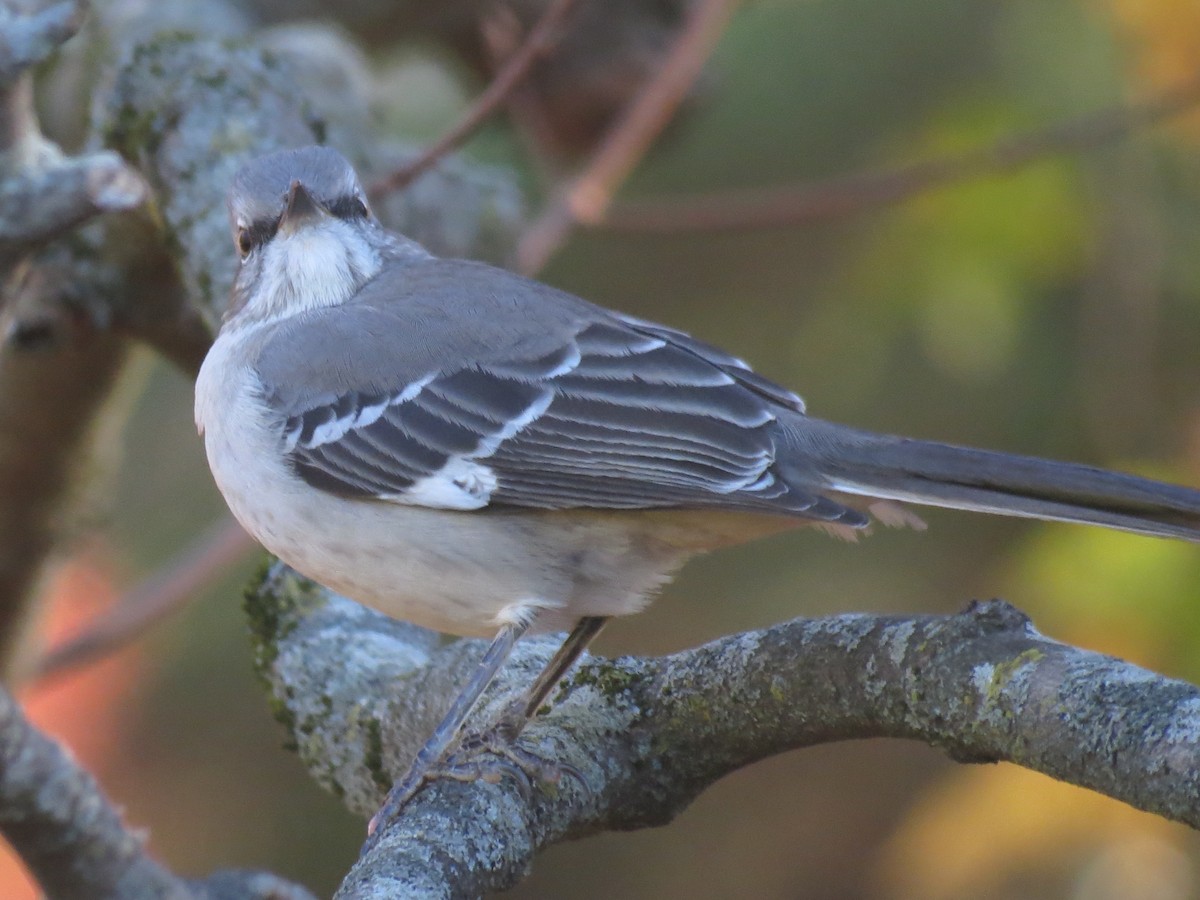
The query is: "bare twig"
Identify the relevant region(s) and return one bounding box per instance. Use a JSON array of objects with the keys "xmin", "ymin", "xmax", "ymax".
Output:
[
  {"xmin": 600, "ymin": 73, "xmax": 1200, "ymax": 233},
  {"xmin": 25, "ymin": 517, "xmax": 253, "ymax": 687},
  {"xmin": 517, "ymin": 0, "xmax": 740, "ymax": 273},
  {"xmin": 368, "ymin": 0, "xmax": 580, "ymax": 197}
]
